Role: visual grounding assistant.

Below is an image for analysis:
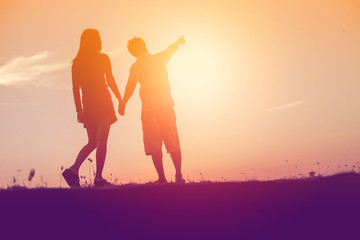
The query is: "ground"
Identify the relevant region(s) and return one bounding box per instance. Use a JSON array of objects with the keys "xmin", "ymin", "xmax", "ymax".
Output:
[{"xmin": 1, "ymin": 173, "xmax": 359, "ymax": 239}]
